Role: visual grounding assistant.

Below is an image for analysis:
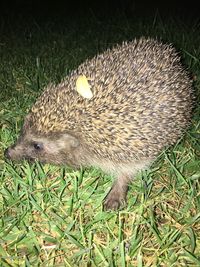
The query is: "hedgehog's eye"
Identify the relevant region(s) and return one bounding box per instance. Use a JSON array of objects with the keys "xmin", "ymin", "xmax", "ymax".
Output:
[{"xmin": 33, "ymin": 143, "xmax": 43, "ymax": 151}]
